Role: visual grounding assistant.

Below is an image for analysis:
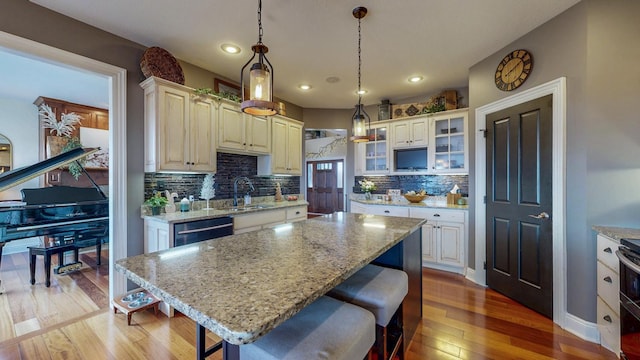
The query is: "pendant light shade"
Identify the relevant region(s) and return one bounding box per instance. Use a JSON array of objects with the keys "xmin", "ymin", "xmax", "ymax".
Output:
[
  {"xmin": 241, "ymin": 0, "xmax": 278, "ymax": 116},
  {"xmin": 350, "ymin": 6, "xmax": 370, "ymax": 143},
  {"xmin": 351, "ymin": 104, "xmax": 370, "ymax": 142}
]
